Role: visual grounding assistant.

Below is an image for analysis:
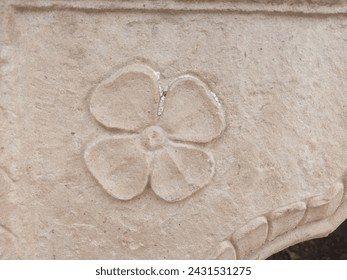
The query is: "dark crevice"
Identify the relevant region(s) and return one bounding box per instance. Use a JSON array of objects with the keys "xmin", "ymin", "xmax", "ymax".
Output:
[{"xmin": 268, "ymin": 219, "xmax": 347, "ymax": 259}]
